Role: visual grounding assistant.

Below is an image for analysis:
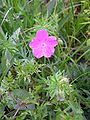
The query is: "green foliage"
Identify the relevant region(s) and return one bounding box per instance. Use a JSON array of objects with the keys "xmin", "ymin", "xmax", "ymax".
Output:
[
  {"xmin": 0, "ymin": 0, "xmax": 90, "ymax": 119},
  {"xmin": 46, "ymin": 71, "xmax": 73, "ymax": 101}
]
